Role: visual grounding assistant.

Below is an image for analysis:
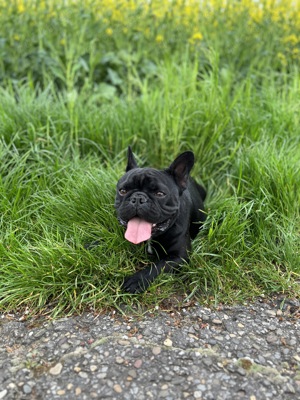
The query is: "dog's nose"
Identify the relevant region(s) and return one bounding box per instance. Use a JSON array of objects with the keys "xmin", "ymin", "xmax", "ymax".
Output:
[{"xmin": 130, "ymin": 193, "xmax": 148, "ymax": 205}]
